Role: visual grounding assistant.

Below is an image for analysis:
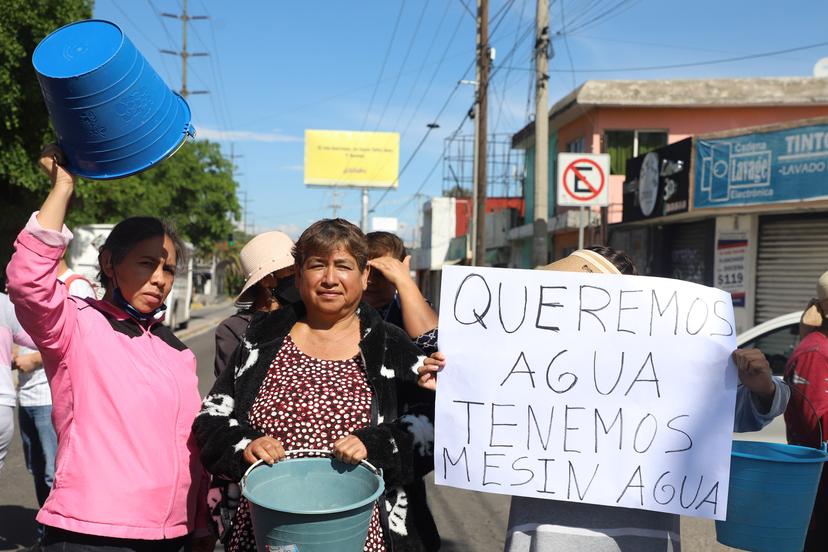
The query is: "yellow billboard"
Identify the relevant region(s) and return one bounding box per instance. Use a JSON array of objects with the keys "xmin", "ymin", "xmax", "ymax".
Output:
[{"xmin": 304, "ymin": 130, "xmax": 400, "ymax": 188}]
